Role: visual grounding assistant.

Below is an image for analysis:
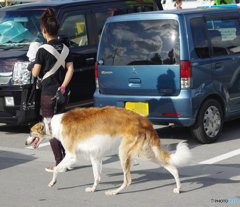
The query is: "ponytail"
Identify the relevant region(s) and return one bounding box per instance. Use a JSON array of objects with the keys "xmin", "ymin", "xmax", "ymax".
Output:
[{"xmin": 40, "ymin": 8, "xmax": 60, "ymax": 36}]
